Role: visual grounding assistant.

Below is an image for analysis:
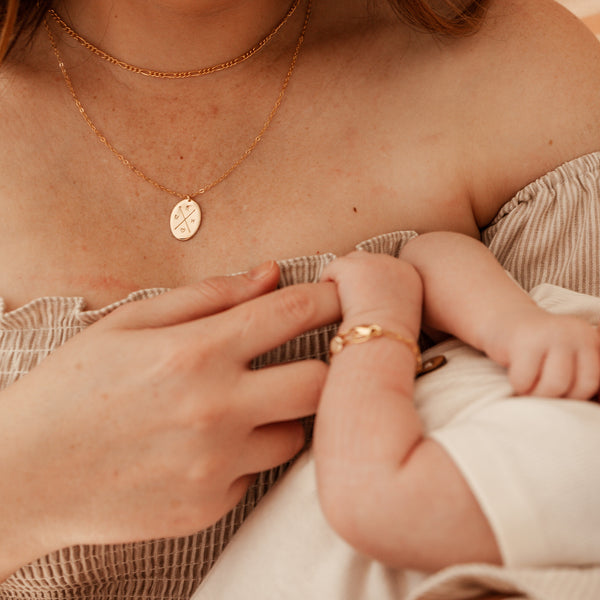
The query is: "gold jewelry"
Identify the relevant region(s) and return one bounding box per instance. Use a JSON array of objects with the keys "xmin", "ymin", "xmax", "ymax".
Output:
[
  {"xmin": 44, "ymin": 0, "xmax": 312, "ymax": 241},
  {"xmin": 330, "ymin": 324, "xmax": 423, "ymax": 374},
  {"xmin": 47, "ymin": 0, "xmax": 301, "ymax": 79}
]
